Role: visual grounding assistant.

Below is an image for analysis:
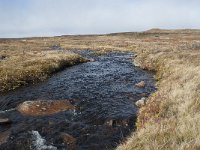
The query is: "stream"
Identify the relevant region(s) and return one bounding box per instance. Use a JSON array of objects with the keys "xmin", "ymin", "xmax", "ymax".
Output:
[{"xmin": 0, "ymin": 50, "xmax": 155, "ymax": 150}]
